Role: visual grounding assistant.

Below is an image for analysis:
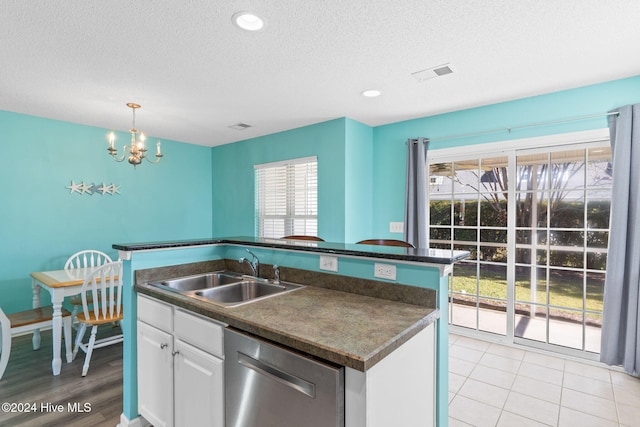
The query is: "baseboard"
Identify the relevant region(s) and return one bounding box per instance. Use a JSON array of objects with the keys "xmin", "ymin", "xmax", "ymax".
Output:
[{"xmin": 117, "ymin": 413, "xmax": 151, "ymax": 427}]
